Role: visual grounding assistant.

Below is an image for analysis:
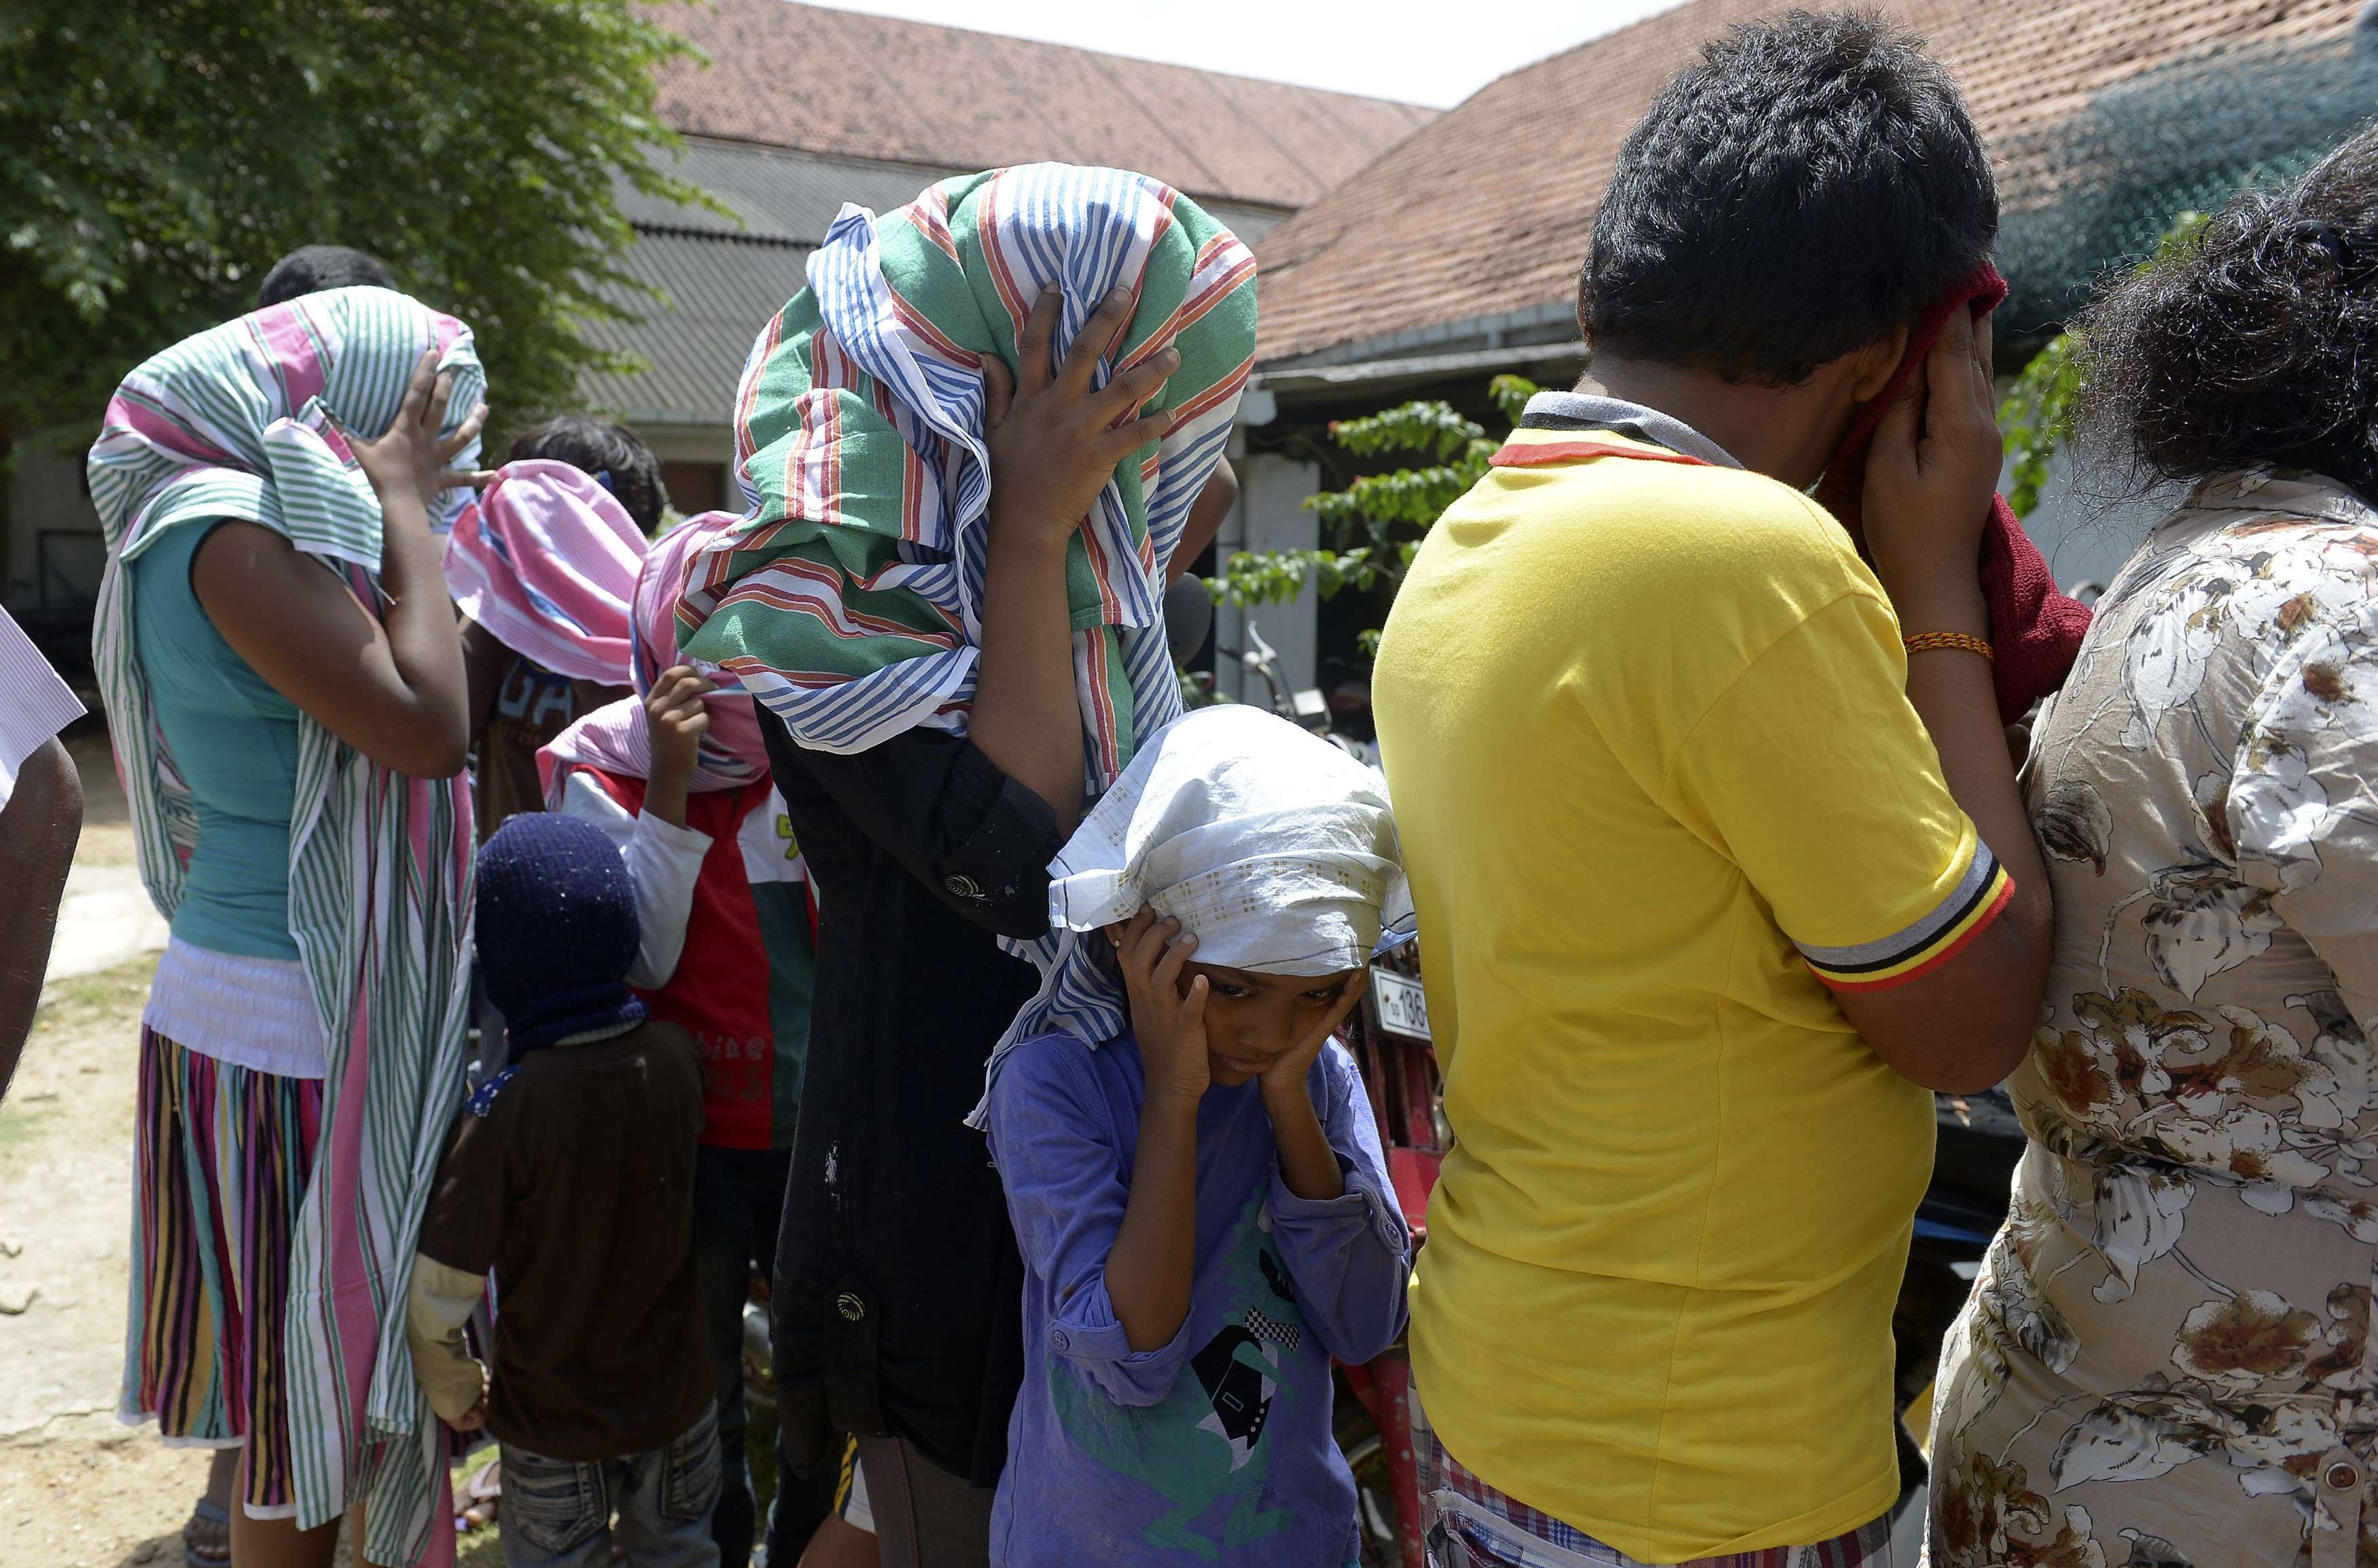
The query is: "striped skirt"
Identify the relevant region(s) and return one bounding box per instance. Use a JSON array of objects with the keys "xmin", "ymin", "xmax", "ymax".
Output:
[{"xmin": 121, "ymin": 1026, "xmax": 323, "ymax": 1519}]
